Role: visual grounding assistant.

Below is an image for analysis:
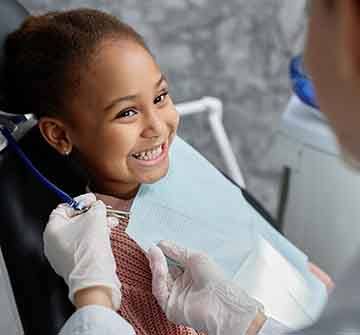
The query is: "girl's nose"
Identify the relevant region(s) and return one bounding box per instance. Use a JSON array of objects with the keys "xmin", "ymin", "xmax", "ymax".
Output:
[{"xmin": 141, "ymin": 110, "xmax": 165, "ymax": 139}]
